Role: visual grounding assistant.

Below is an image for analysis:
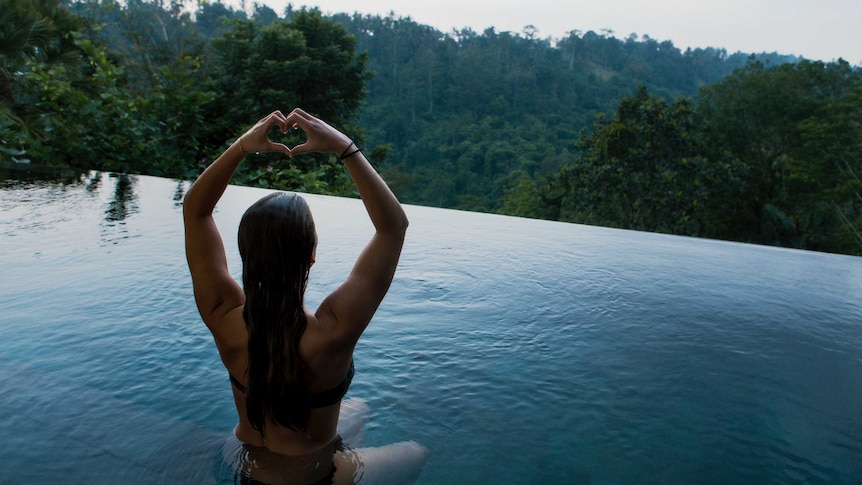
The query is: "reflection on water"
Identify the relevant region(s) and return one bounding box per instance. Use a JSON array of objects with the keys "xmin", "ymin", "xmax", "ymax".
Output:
[
  {"xmin": 1, "ymin": 166, "xmax": 861, "ymax": 484},
  {"xmin": 173, "ymin": 180, "xmax": 187, "ymax": 207},
  {"xmin": 101, "ymin": 173, "xmax": 140, "ymax": 245},
  {"xmin": 0, "ymin": 166, "xmax": 137, "ymax": 216},
  {"xmin": 0, "ymin": 162, "xmax": 88, "ymax": 187},
  {"xmin": 0, "ymin": 166, "xmax": 145, "ymax": 247},
  {"xmin": 104, "ymin": 174, "xmax": 138, "ymax": 223},
  {"xmin": 85, "ymin": 170, "xmax": 102, "ymax": 193}
]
